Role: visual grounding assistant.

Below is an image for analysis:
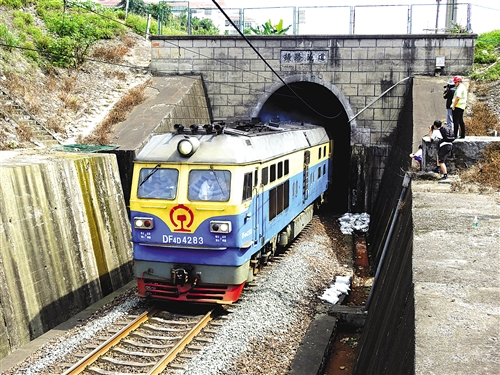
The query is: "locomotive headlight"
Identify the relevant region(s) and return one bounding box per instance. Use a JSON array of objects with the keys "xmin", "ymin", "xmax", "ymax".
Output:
[
  {"xmin": 177, "ymin": 137, "xmax": 200, "ymax": 157},
  {"xmin": 134, "ymin": 217, "xmax": 154, "ymax": 229},
  {"xmin": 210, "ymin": 221, "xmax": 232, "ymax": 233}
]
